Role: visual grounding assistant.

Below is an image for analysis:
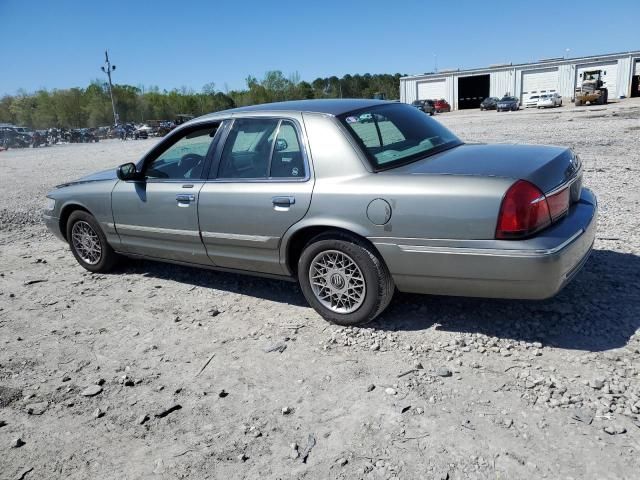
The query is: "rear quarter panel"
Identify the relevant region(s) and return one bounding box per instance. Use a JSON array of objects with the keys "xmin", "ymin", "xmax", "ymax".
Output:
[
  {"xmin": 304, "ymin": 173, "xmax": 513, "ymax": 240},
  {"xmin": 281, "ymin": 113, "xmax": 515, "ymax": 271}
]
